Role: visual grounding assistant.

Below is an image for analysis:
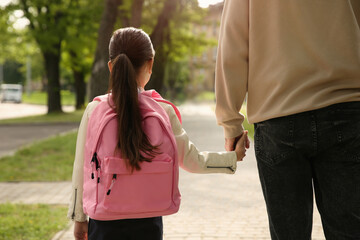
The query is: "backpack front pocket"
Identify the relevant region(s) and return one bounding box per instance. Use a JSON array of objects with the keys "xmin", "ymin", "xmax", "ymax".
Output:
[{"xmin": 100, "ymin": 154, "xmax": 174, "ymax": 214}]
